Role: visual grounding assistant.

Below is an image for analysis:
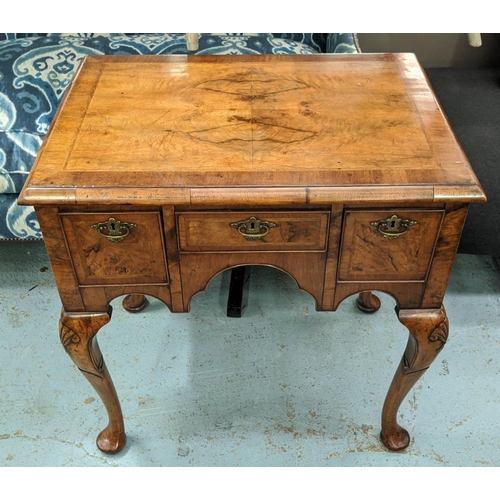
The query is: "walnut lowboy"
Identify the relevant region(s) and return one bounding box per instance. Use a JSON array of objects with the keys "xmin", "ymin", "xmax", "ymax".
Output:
[{"xmin": 18, "ymin": 54, "xmax": 486, "ymax": 454}]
